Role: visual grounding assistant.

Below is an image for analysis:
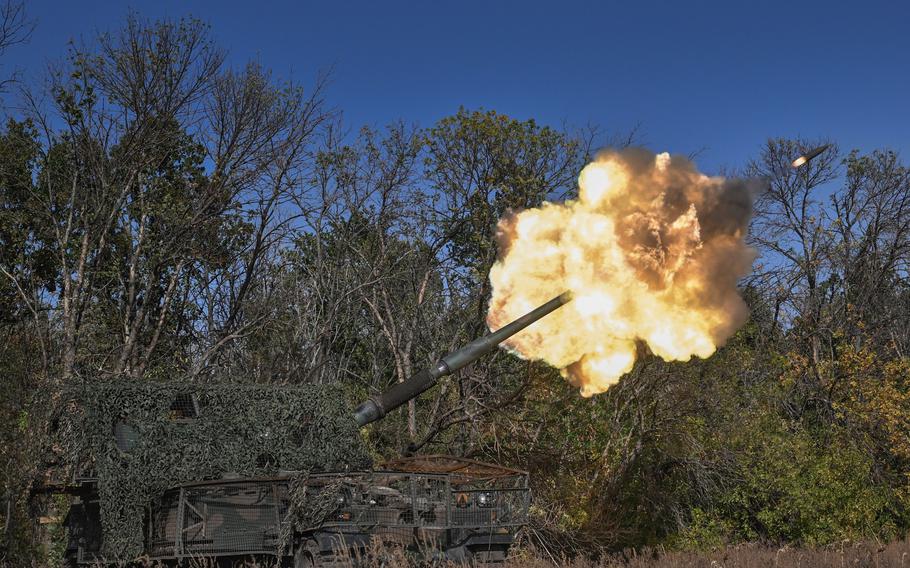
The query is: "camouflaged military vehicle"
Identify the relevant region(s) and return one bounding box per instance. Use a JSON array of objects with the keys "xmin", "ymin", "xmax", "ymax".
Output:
[{"xmin": 52, "ymin": 293, "xmax": 569, "ymax": 566}]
